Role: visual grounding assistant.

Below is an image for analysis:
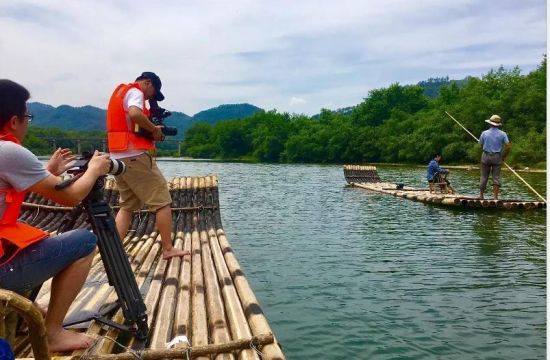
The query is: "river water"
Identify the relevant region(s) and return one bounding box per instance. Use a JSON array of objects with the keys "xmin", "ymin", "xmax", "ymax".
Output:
[{"xmin": 159, "ymin": 161, "xmax": 546, "ymax": 360}]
